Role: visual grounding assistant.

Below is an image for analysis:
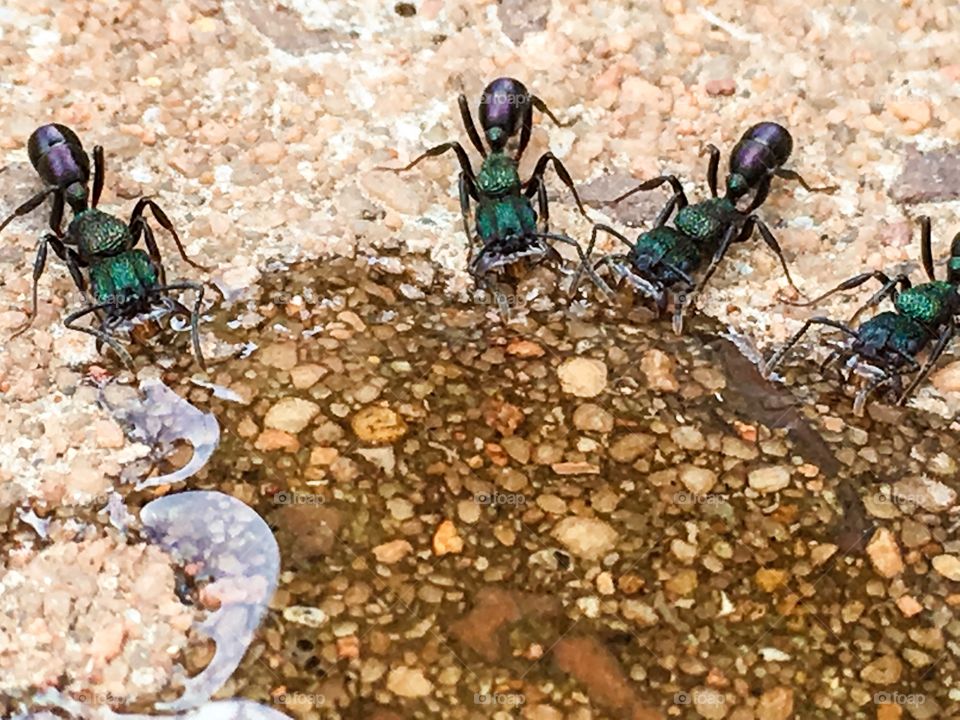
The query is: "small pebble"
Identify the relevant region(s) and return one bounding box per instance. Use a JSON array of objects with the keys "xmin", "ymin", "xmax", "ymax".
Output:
[
  {"xmin": 866, "ymin": 528, "xmax": 904, "ymax": 578},
  {"xmin": 932, "ymin": 554, "xmax": 960, "ymax": 581},
  {"xmin": 572, "ymin": 403, "xmax": 614, "ymax": 433},
  {"xmin": 552, "ymin": 517, "xmax": 618, "ymax": 560},
  {"xmin": 557, "ymin": 357, "xmax": 608, "ymax": 398},
  {"xmin": 432, "ymin": 520, "xmax": 464, "ymax": 556},
  {"xmin": 373, "ymin": 540, "xmax": 413, "ymax": 564},
  {"xmin": 748, "ymin": 466, "xmax": 791, "ymax": 494},
  {"xmin": 351, "ymin": 406, "xmax": 408, "ymax": 444},
  {"xmin": 640, "ymin": 349, "xmax": 679, "ymax": 392},
  {"xmin": 264, "ymin": 397, "xmax": 320, "ymax": 434},
  {"xmin": 387, "ymin": 666, "xmax": 433, "ymax": 698}
]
